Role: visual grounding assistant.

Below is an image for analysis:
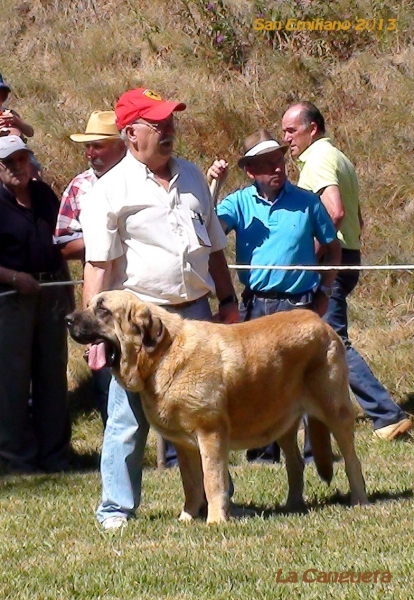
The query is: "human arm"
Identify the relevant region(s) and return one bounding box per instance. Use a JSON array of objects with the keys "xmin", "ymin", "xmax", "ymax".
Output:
[
  {"xmin": 320, "ymin": 185, "xmax": 344, "ymax": 229},
  {"xmin": 315, "ymin": 186, "xmax": 344, "ymax": 257},
  {"xmin": 208, "ymin": 250, "xmax": 239, "ymax": 323},
  {"xmin": 82, "ymin": 260, "xmax": 113, "ymax": 308},
  {"xmin": 206, "ymin": 159, "xmax": 229, "ymax": 186},
  {"xmin": 358, "ymin": 205, "xmax": 364, "ymax": 233},
  {"xmin": 0, "ymin": 265, "xmax": 40, "ymax": 294},
  {"xmin": 59, "ymin": 238, "xmax": 85, "ymax": 261},
  {"xmin": 313, "ymin": 238, "xmax": 341, "ymax": 317},
  {"xmin": 0, "ymin": 110, "xmax": 34, "ymax": 137},
  {"xmin": 55, "ymin": 176, "xmax": 89, "ymax": 261}
]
